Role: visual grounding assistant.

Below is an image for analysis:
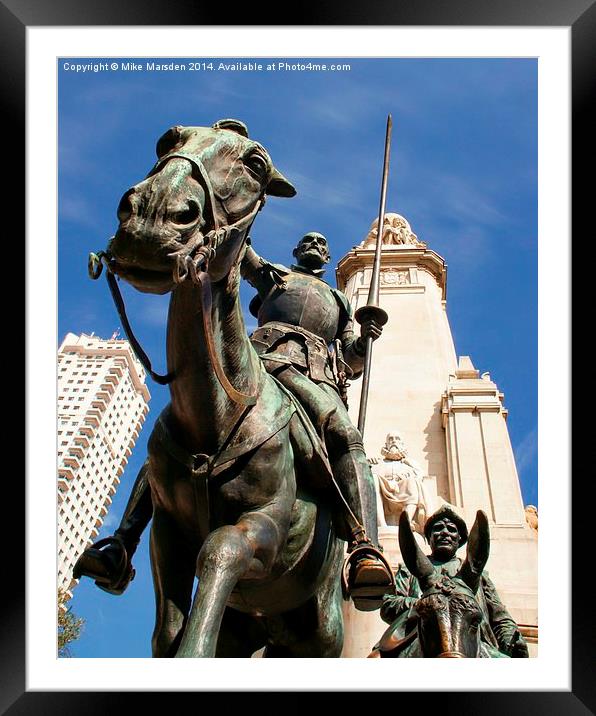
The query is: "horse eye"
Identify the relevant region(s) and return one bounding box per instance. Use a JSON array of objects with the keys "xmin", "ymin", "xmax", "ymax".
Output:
[{"xmin": 245, "ymin": 154, "xmax": 268, "ymax": 178}]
